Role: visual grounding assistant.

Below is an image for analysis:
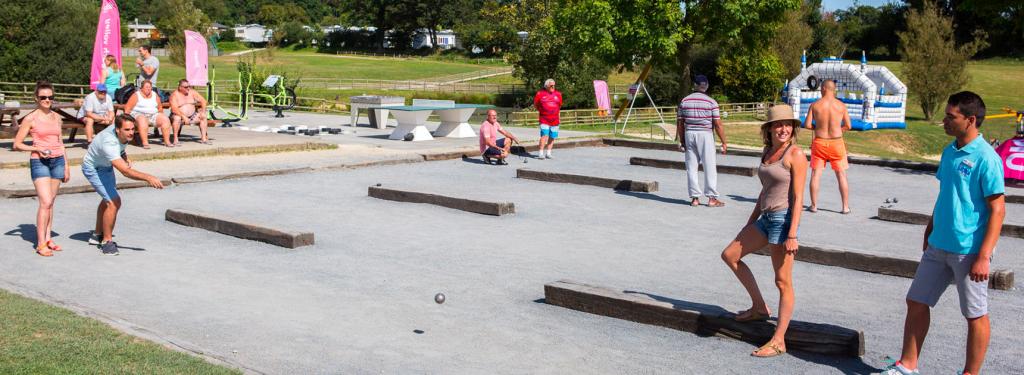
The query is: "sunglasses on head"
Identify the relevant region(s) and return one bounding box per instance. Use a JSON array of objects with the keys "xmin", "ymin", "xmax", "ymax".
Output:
[{"xmin": 37, "ymin": 95, "xmax": 54, "ymax": 101}]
